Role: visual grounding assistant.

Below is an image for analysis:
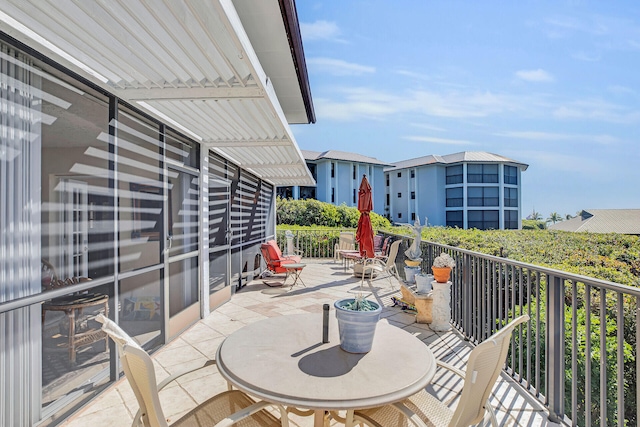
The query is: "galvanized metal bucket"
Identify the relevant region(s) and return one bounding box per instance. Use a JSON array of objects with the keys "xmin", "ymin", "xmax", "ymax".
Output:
[{"xmin": 334, "ymin": 298, "xmax": 382, "ymax": 353}]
